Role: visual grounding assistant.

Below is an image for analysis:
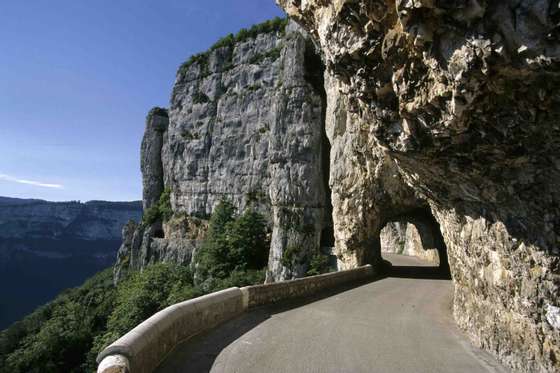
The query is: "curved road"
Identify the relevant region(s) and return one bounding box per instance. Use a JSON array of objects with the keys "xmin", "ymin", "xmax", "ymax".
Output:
[{"xmin": 158, "ymin": 254, "xmax": 508, "ymax": 373}]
